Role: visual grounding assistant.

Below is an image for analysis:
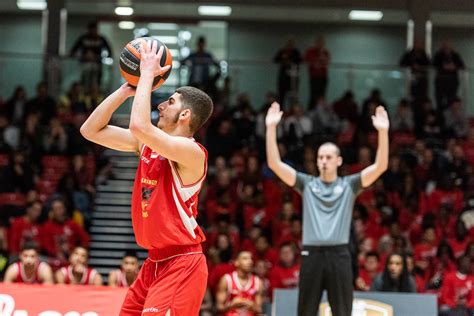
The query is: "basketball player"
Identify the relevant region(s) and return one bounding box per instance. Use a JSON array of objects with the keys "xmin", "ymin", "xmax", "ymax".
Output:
[
  {"xmin": 4, "ymin": 242, "xmax": 53, "ymax": 284},
  {"xmin": 108, "ymin": 251, "xmax": 139, "ymax": 287},
  {"xmin": 216, "ymin": 251, "xmax": 263, "ymax": 315},
  {"xmin": 55, "ymin": 246, "xmax": 102, "ymax": 285},
  {"xmin": 265, "ymin": 102, "xmax": 389, "ymax": 316},
  {"xmin": 80, "ymin": 40, "xmax": 213, "ymax": 315}
]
